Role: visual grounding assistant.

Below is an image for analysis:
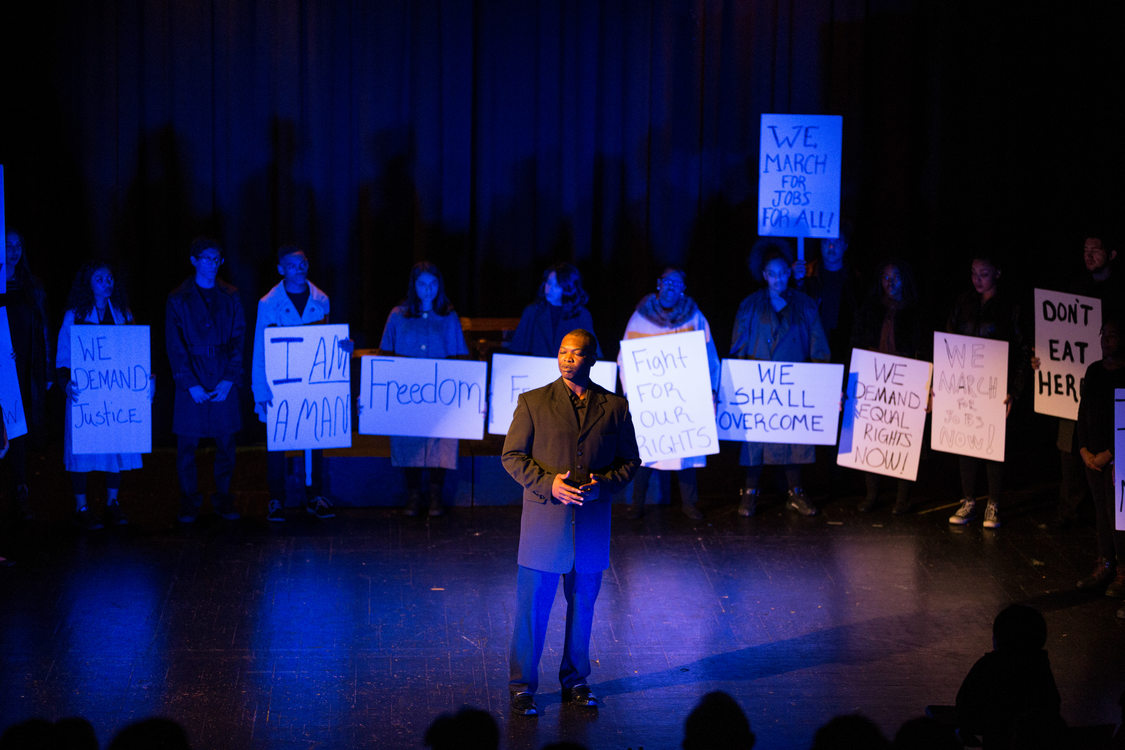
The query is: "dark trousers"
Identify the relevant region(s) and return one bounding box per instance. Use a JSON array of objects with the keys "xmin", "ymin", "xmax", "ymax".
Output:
[
  {"xmin": 176, "ymin": 434, "xmax": 236, "ymax": 503},
  {"xmin": 266, "ymin": 449, "xmax": 323, "ymax": 501},
  {"xmin": 509, "ymin": 565, "xmax": 603, "ymax": 695},
  {"xmin": 631, "ymin": 466, "xmax": 699, "ymax": 506},
  {"xmin": 958, "ymin": 456, "xmax": 1003, "ymax": 504},
  {"xmin": 1088, "ymin": 466, "xmax": 1125, "ymax": 564}
]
